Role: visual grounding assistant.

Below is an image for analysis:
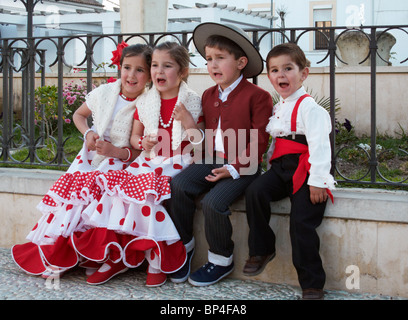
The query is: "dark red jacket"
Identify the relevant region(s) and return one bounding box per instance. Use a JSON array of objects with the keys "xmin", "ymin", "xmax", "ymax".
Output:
[{"xmin": 202, "ymin": 78, "xmax": 273, "ymax": 175}]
